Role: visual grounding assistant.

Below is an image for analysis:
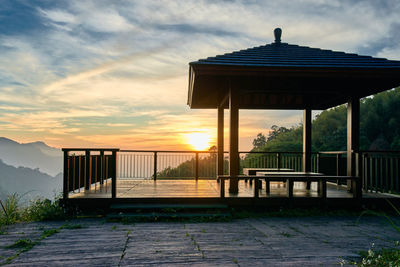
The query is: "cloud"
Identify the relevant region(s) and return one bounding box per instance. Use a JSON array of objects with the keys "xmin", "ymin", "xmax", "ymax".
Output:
[{"xmin": 1, "ymin": 0, "xmax": 400, "ymax": 150}]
